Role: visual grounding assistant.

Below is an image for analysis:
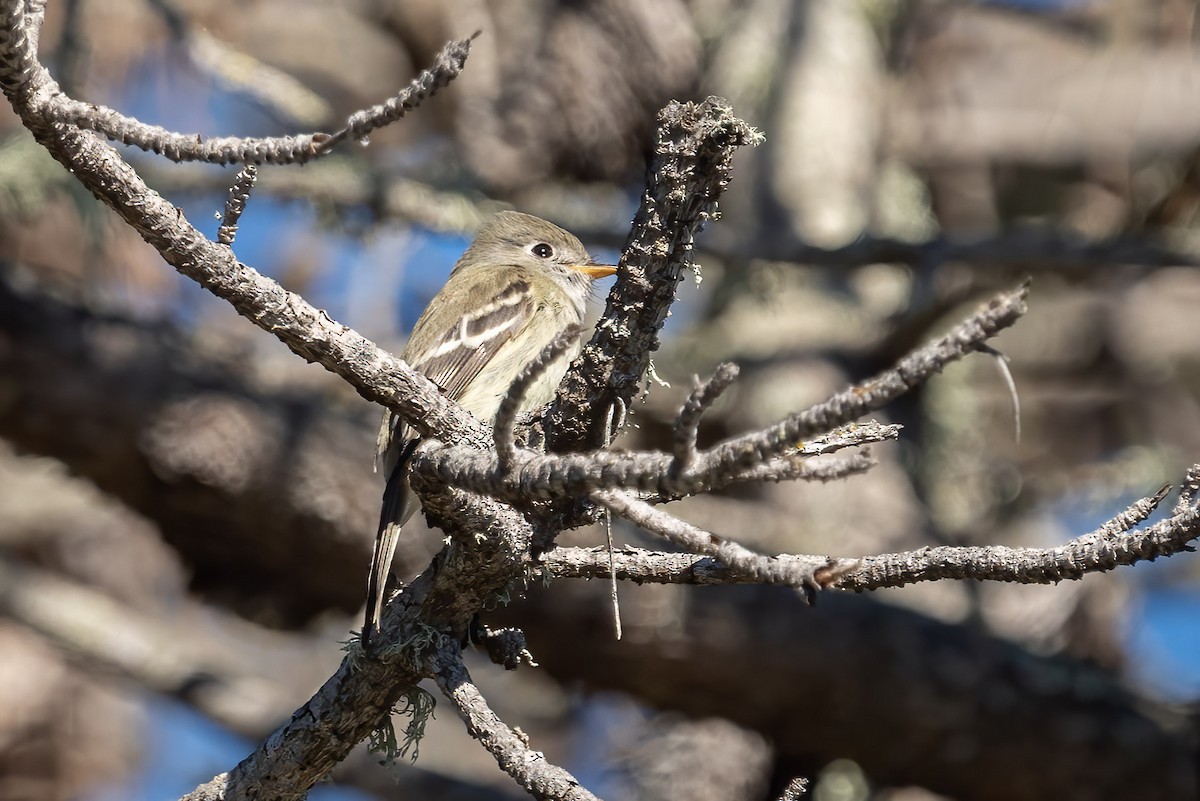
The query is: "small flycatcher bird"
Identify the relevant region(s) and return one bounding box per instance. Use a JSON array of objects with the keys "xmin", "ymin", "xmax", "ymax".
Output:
[{"xmin": 364, "ymin": 211, "xmax": 616, "ymax": 646}]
